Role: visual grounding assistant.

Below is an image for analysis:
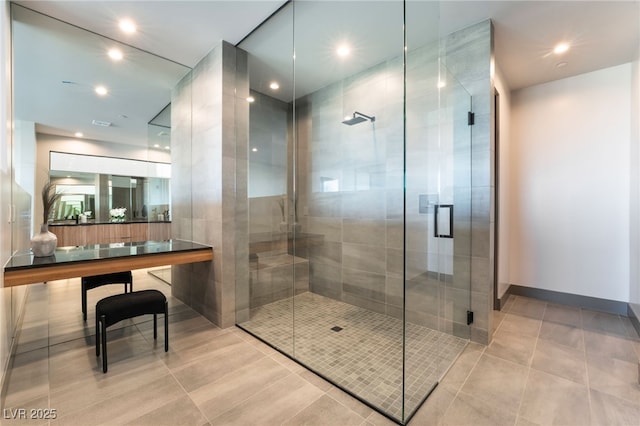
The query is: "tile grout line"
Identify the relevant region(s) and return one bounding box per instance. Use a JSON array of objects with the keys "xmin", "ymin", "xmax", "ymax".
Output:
[
  {"xmin": 580, "ymin": 307, "xmax": 594, "ymax": 423},
  {"xmin": 513, "ymin": 298, "xmax": 545, "ymax": 426}
]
